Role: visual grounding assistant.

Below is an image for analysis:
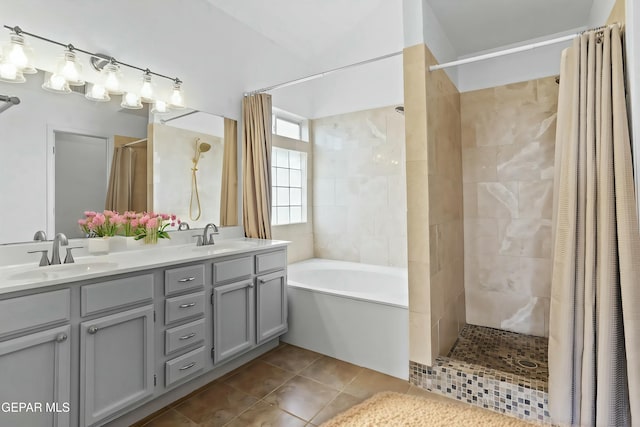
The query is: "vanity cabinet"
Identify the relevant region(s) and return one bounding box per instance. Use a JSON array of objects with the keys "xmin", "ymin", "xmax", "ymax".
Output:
[
  {"xmin": 80, "ymin": 305, "xmax": 154, "ymax": 427},
  {"xmin": 0, "ymin": 325, "xmax": 71, "ymax": 427},
  {"xmin": 256, "ymin": 270, "xmax": 288, "ymax": 344},
  {"xmin": 212, "ymin": 279, "xmax": 255, "ymax": 364}
]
